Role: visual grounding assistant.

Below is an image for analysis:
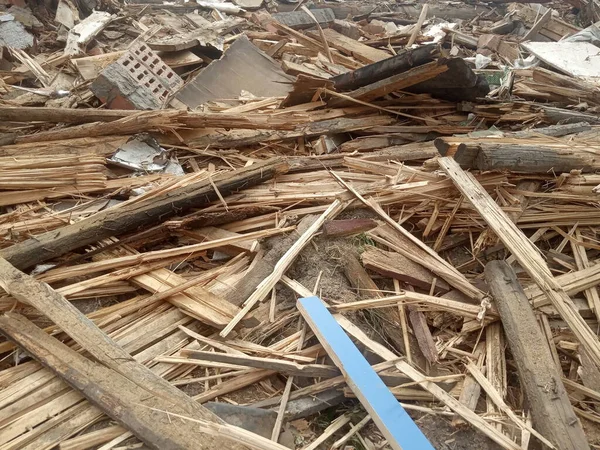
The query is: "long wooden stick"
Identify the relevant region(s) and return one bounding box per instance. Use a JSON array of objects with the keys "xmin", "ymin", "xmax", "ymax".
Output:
[
  {"xmin": 439, "ymin": 156, "xmax": 600, "ymax": 371},
  {"xmin": 219, "ymin": 199, "xmax": 346, "ymax": 337},
  {"xmin": 406, "ymin": 4, "xmax": 428, "ymax": 47}
]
